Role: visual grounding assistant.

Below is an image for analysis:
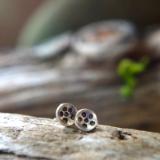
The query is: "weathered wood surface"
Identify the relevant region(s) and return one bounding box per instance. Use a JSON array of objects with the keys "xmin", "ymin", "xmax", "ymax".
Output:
[
  {"xmin": 0, "ymin": 47, "xmax": 160, "ymax": 132},
  {"xmin": 0, "ymin": 112, "xmax": 160, "ymax": 160}
]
